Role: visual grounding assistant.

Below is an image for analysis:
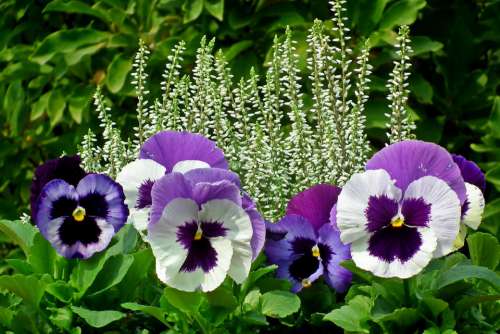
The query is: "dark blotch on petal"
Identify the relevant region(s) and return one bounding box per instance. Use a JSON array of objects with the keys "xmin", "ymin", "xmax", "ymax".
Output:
[
  {"xmin": 289, "ymin": 254, "xmax": 320, "ymax": 281},
  {"xmin": 368, "ymin": 226, "xmax": 422, "ymax": 263},
  {"xmin": 79, "ymin": 192, "xmax": 109, "ymax": 218},
  {"xmin": 136, "ymin": 179, "xmax": 155, "ymax": 209},
  {"xmin": 318, "ymin": 243, "xmax": 333, "ymax": 265},
  {"xmin": 461, "ymin": 199, "xmax": 470, "ymax": 219},
  {"xmin": 58, "ymin": 216, "xmax": 101, "ymax": 246},
  {"xmin": 30, "ymin": 155, "xmax": 86, "ymax": 220},
  {"xmin": 177, "ymin": 221, "xmax": 226, "ymax": 273},
  {"xmin": 50, "ymin": 196, "xmax": 78, "ymax": 220},
  {"xmin": 365, "ymin": 195, "xmax": 398, "ymax": 232},
  {"xmin": 402, "ymin": 198, "xmax": 431, "ymax": 227}
]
